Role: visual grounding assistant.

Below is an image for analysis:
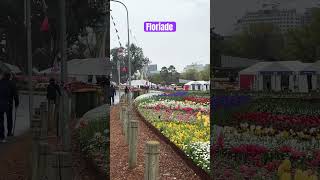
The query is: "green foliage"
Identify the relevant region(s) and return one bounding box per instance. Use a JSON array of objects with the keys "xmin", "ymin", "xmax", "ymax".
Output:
[
  {"xmin": 281, "ymin": 9, "xmax": 320, "ymax": 62},
  {"xmin": 111, "ymin": 44, "xmax": 150, "ymax": 81},
  {"xmin": 159, "ymin": 65, "xmax": 179, "ymax": 84},
  {"xmin": 149, "ymin": 73, "xmax": 162, "ymax": 84},
  {"xmin": 221, "ymin": 23, "xmax": 284, "ymax": 60},
  {"xmin": 219, "ymin": 9, "xmax": 320, "ymax": 62}
]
